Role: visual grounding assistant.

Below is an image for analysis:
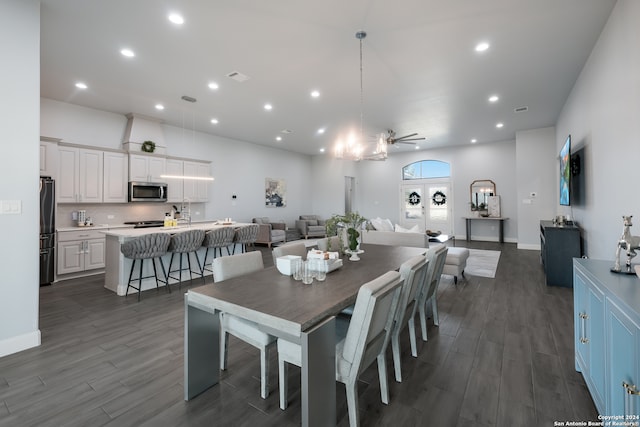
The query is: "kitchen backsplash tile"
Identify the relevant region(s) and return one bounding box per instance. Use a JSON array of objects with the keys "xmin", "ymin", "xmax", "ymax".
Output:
[{"xmin": 56, "ymin": 203, "xmax": 206, "ymax": 227}]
